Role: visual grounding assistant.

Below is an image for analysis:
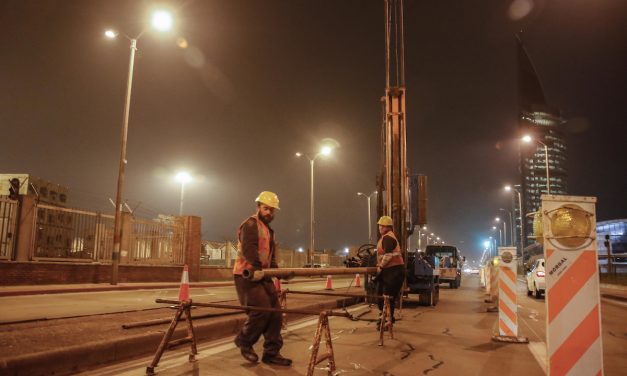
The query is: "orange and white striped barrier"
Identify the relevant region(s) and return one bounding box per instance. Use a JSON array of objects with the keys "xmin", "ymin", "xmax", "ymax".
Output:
[
  {"xmin": 485, "ymin": 258, "xmax": 499, "ymax": 311},
  {"xmin": 493, "ymin": 247, "xmax": 527, "ymax": 343},
  {"xmin": 178, "ymin": 264, "xmax": 190, "ymax": 301},
  {"xmin": 542, "ymin": 195, "xmax": 603, "ymax": 376}
]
